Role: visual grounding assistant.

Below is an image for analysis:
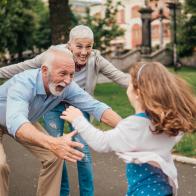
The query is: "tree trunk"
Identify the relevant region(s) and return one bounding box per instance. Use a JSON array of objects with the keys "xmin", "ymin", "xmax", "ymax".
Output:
[{"xmin": 48, "ymin": 0, "xmax": 71, "ymax": 44}]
